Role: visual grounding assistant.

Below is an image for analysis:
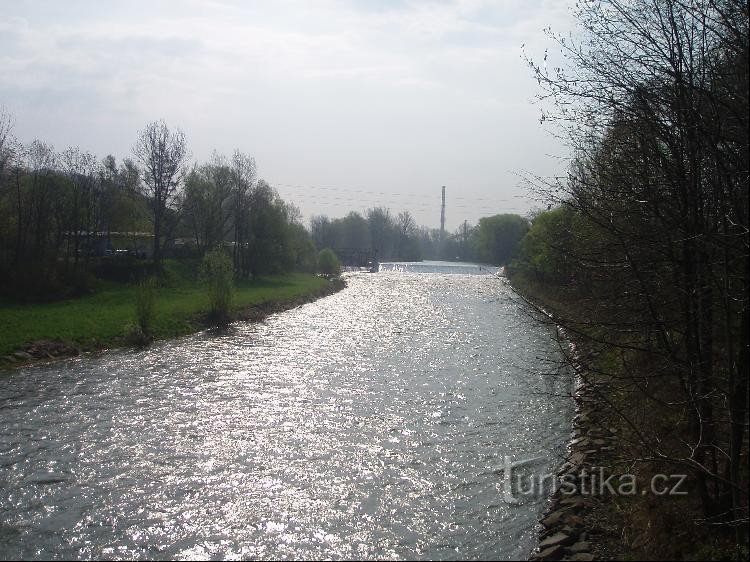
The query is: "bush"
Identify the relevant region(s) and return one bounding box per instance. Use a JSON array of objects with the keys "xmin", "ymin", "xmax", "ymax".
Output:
[
  {"xmin": 200, "ymin": 249, "xmax": 234, "ymax": 324},
  {"xmin": 317, "ymin": 248, "xmax": 341, "ymax": 277},
  {"xmin": 129, "ymin": 276, "xmax": 157, "ymax": 345}
]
